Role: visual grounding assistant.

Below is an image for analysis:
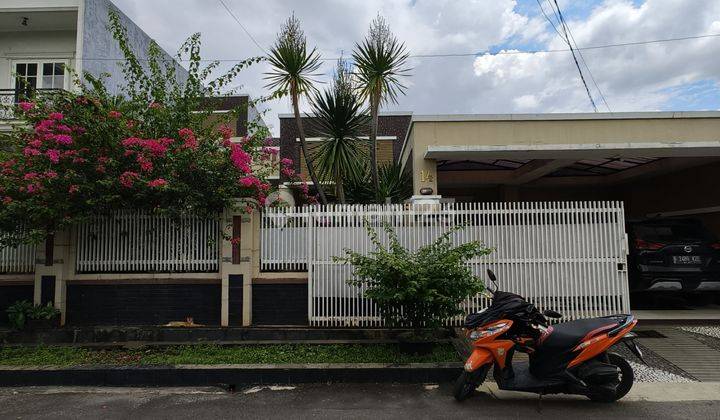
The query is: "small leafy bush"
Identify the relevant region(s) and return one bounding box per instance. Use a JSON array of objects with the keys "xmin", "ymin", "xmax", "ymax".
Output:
[
  {"xmin": 6, "ymin": 300, "xmax": 33, "ymax": 330},
  {"xmin": 6, "ymin": 301, "xmax": 59, "ymax": 330},
  {"xmin": 335, "ymin": 223, "xmax": 491, "ymax": 331},
  {"xmin": 27, "ymin": 302, "xmax": 61, "ymax": 320}
]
